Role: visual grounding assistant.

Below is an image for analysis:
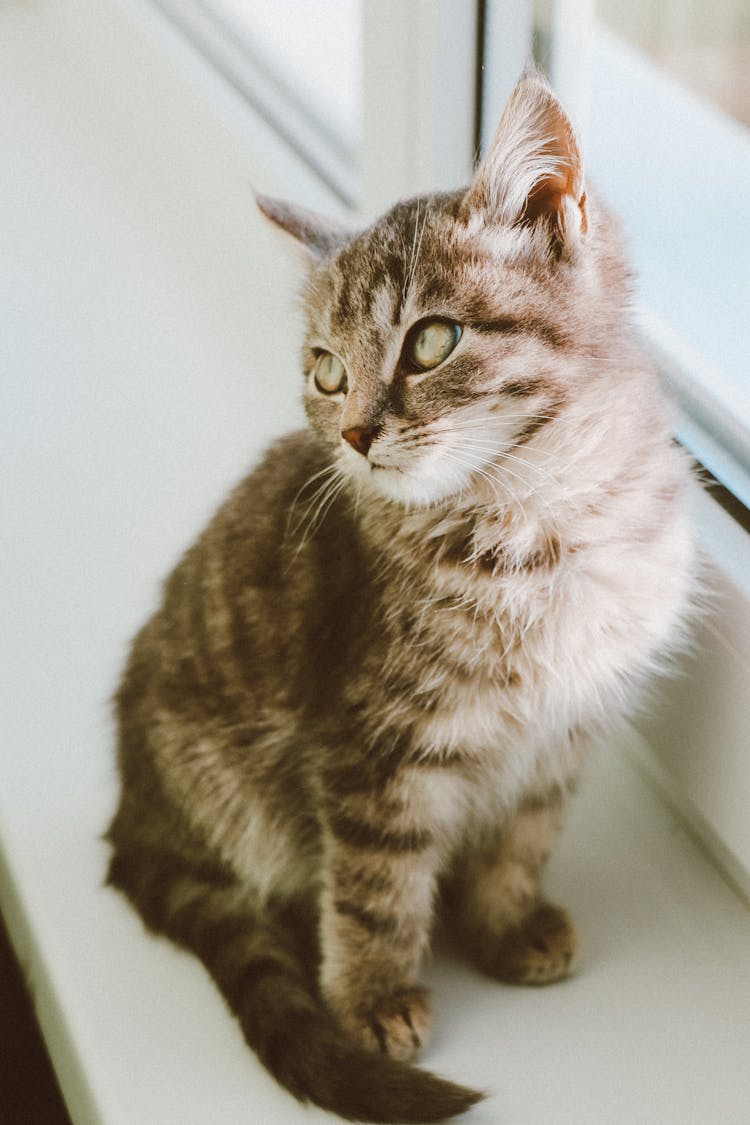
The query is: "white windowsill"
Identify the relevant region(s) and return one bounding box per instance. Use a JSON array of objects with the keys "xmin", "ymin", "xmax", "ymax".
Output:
[{"xmin": 2, "ymin": 4, "xmax": 749, "ymax": 1124}]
